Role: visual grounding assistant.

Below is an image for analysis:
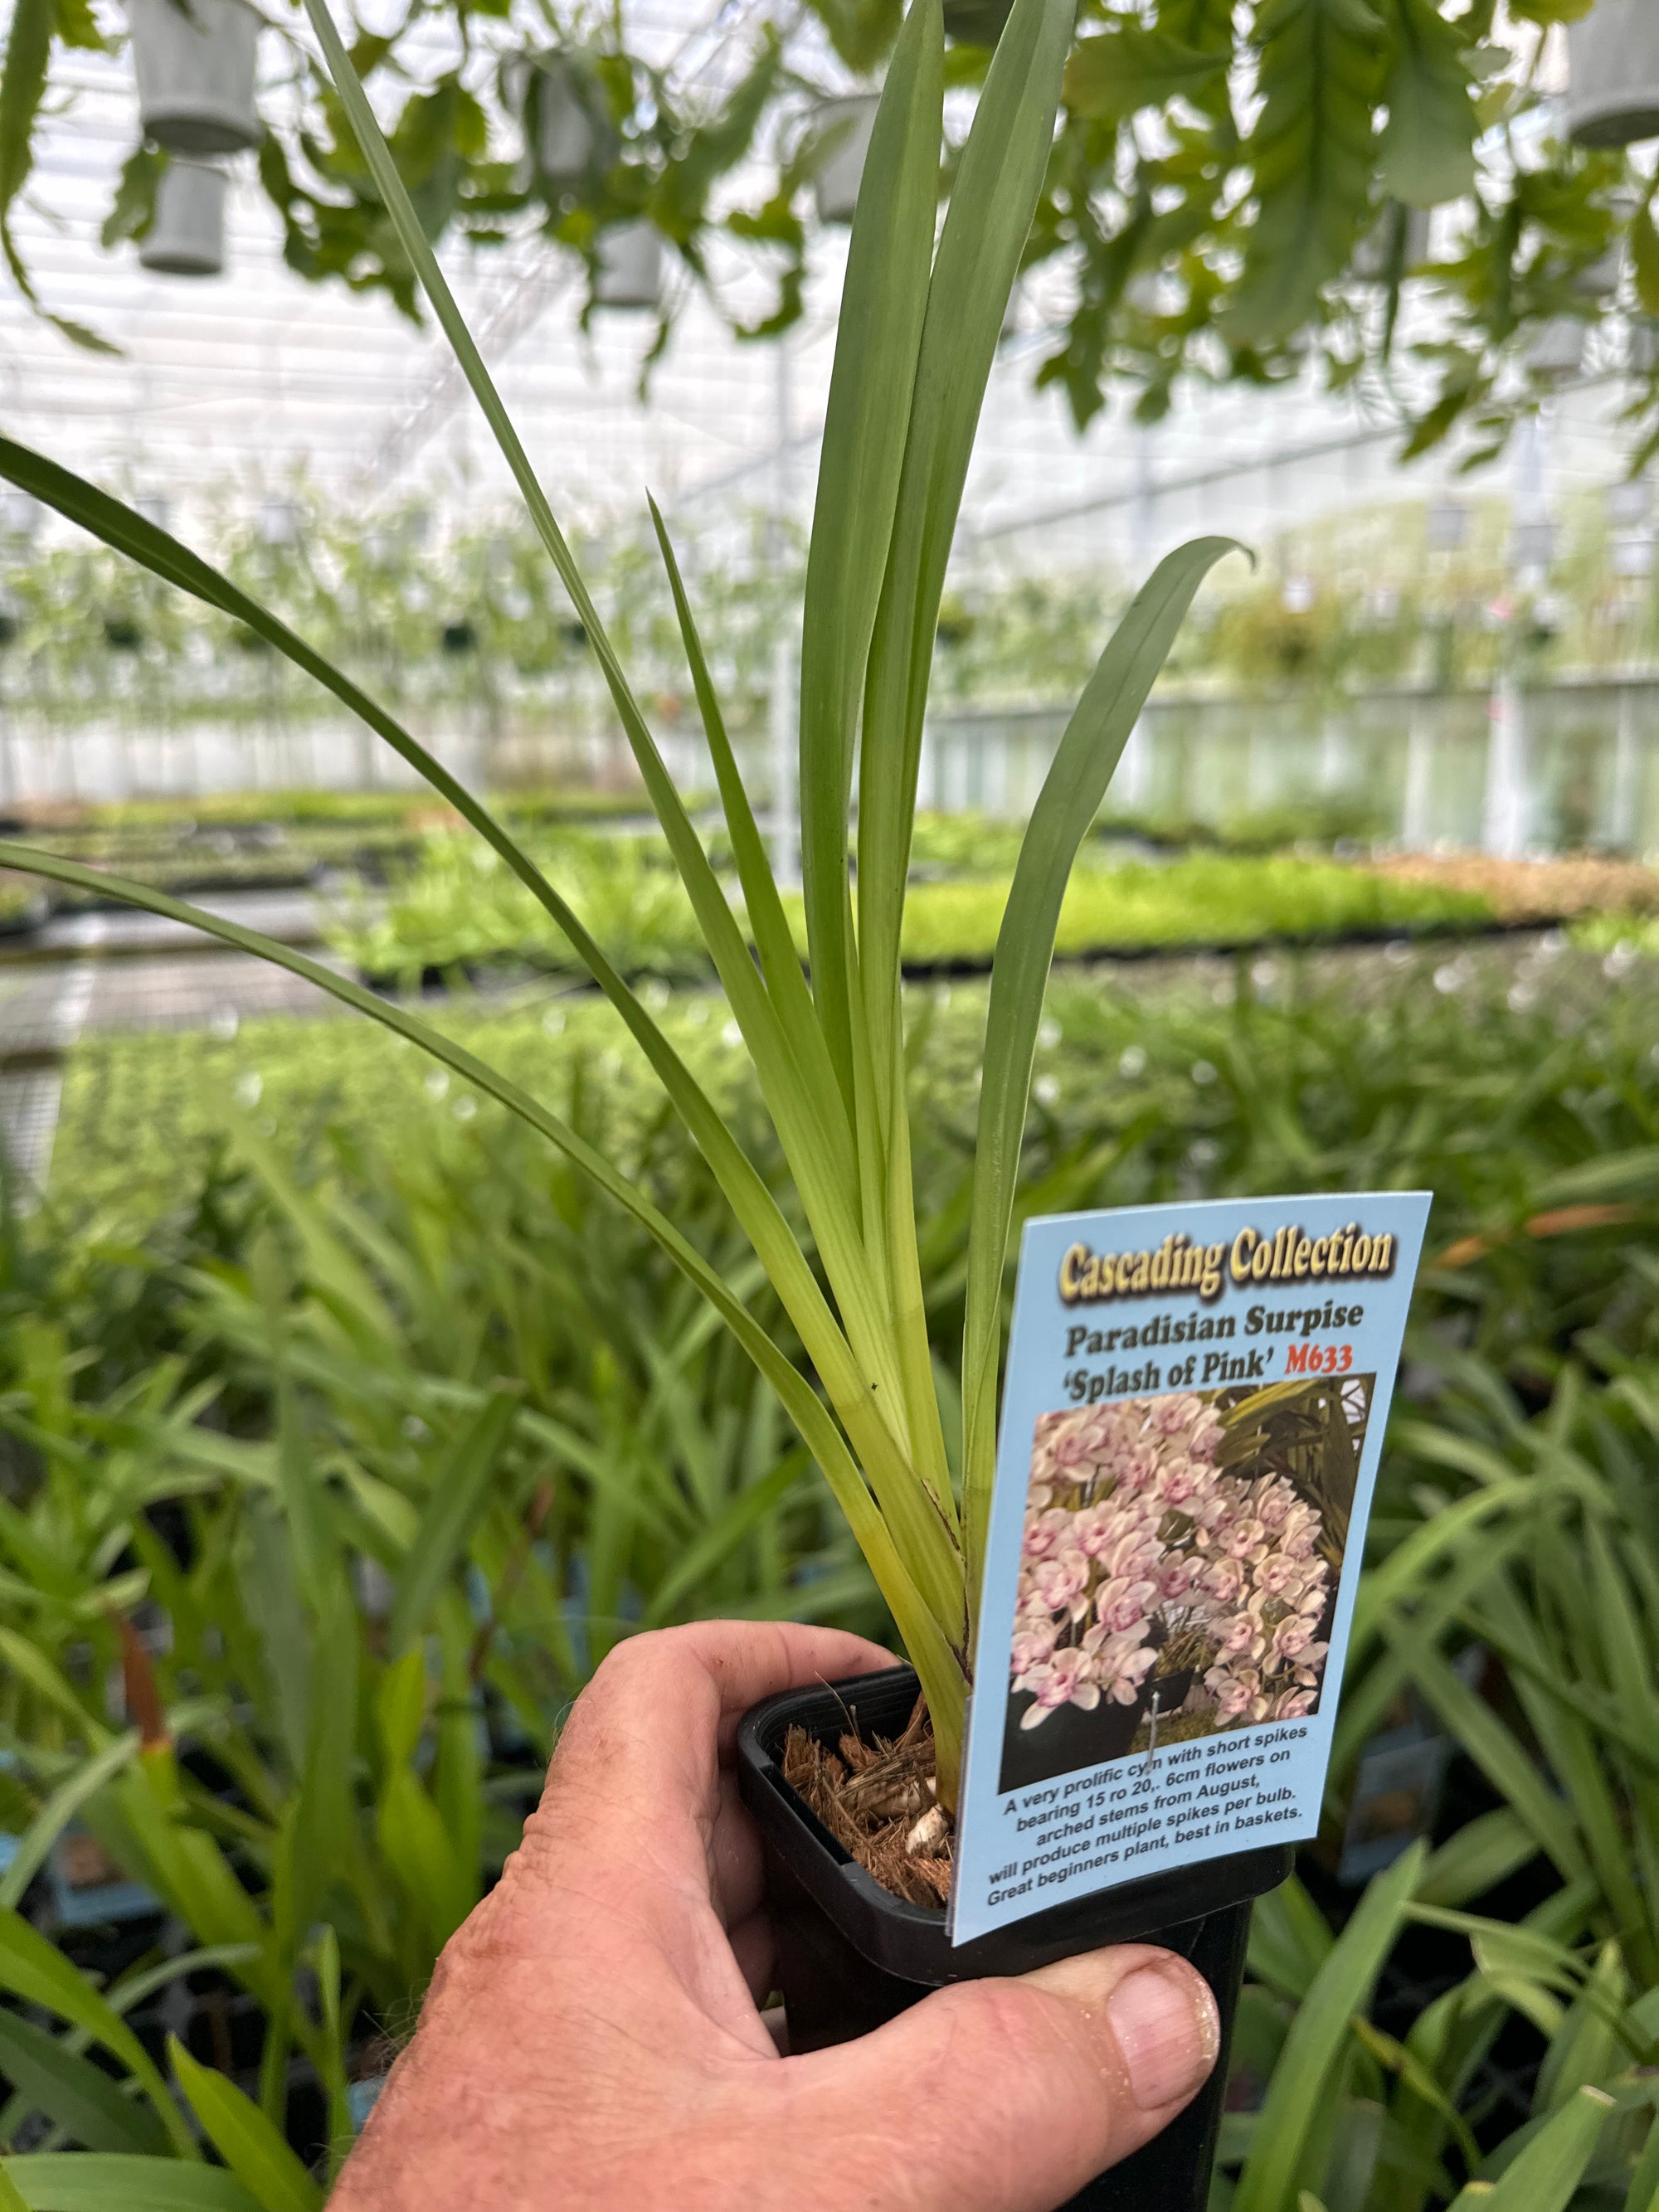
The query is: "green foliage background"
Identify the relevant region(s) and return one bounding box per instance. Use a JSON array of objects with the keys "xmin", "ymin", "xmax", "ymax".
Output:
[{"xmin": 2, "ymin": 943, "xmax": 1658, "ymax": 2204}]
